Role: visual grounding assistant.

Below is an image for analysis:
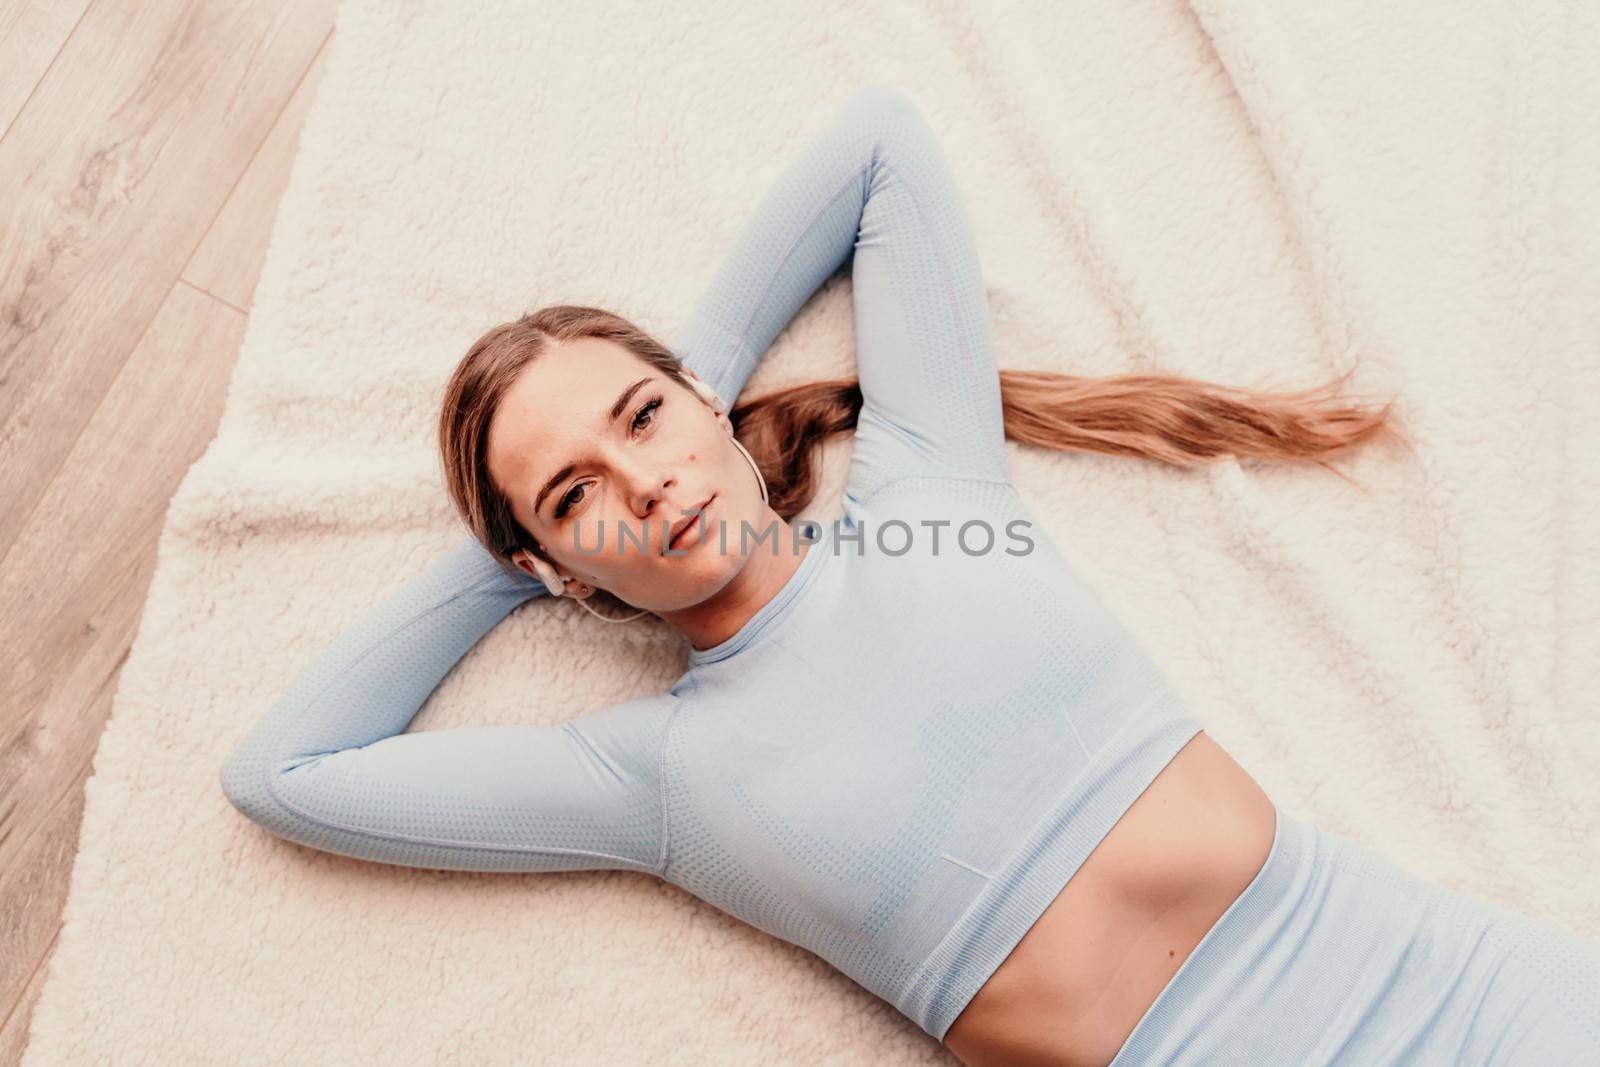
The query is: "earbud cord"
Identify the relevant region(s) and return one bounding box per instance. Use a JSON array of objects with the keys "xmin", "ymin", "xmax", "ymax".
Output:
[{"xmin": 568, "ymin": 428, "xmax": 767, "ymax": 625}]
